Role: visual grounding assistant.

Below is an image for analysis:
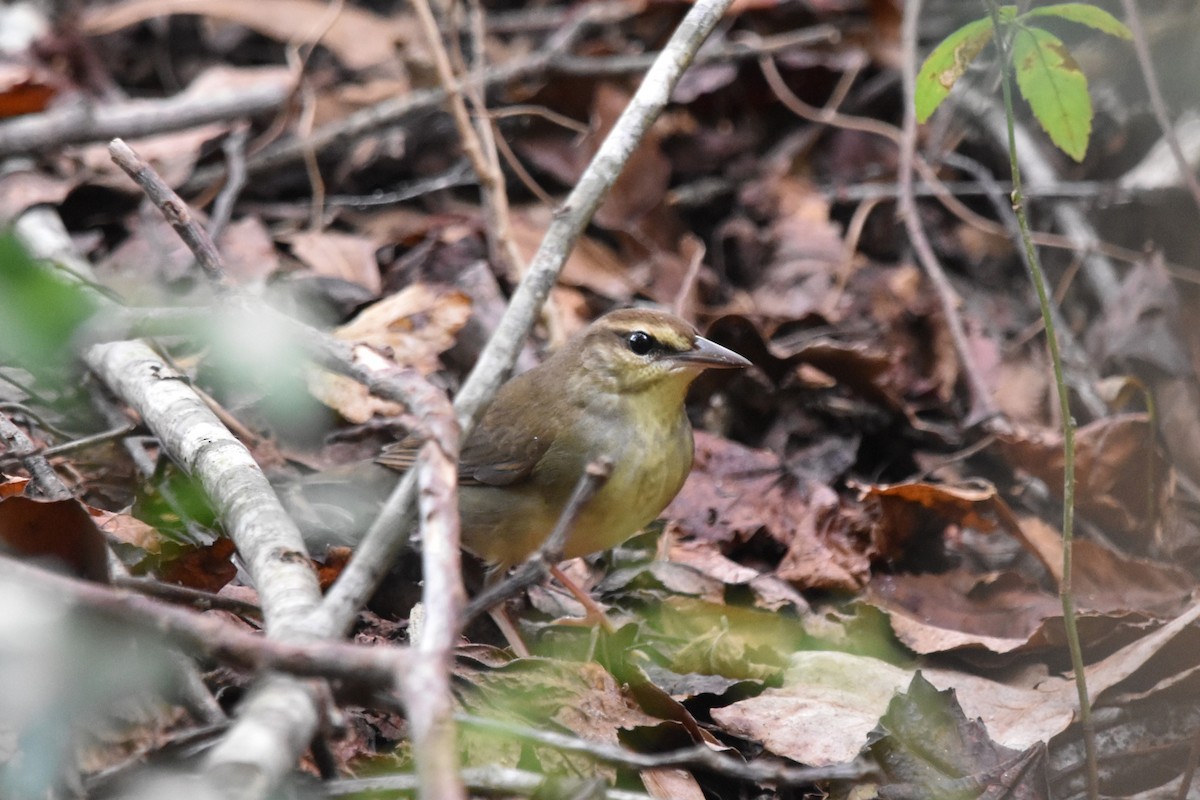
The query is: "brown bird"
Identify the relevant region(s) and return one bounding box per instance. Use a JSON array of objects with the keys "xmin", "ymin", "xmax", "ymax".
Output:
[
  {"xmin": 378, "ymin": 307, "xmax": 749, "ymax": 572},
  {"xmin": 288, "ymin": 308, "xmax": 749, "ymax": 646}
]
